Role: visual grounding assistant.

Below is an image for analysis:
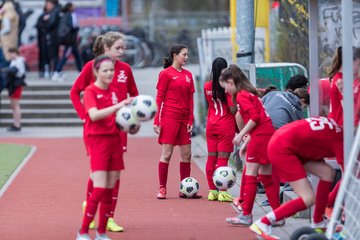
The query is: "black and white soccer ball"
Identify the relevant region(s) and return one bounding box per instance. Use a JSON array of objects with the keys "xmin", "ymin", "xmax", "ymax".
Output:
[
  {"xmin": 130, "ymin": 95, "xmax": 157, "ymax": 121},
  {"xmin": 115, "ymin": 106, "xmax": 140, "ymax": 133},
  {"xmin": 213, "ymin": 166, "xmax": 236, "ymax": 190},
  {"xmin": 179, "ymin": 177, "xmax": 200, "ymax": 198}
]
